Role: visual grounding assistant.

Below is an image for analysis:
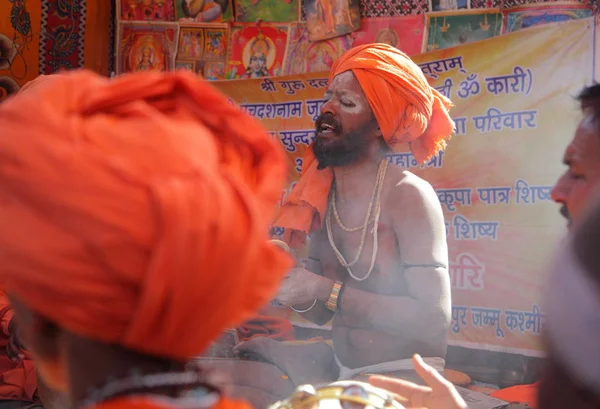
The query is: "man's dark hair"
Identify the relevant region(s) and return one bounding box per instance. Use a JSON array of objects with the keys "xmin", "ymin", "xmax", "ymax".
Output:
[{"xmin": 577, "ymin": 83, "xmax": 600, "ymax": 128}]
